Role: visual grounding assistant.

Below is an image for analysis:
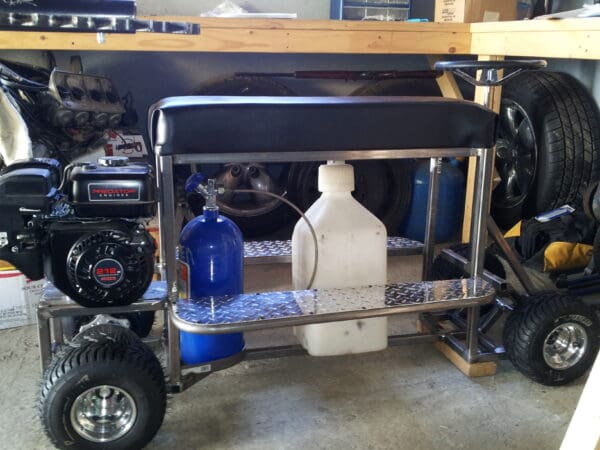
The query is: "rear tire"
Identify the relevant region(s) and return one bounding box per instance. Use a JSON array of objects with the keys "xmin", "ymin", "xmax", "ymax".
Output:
[
  {"xmin": 71, "ymin": 312, "xmax": 156, "ymax": 339},
  {"xmin": 40, "ymin": 333, "xmax": 166, "ymax": 449},
  {"xmin": 70, "ymin": 323, "xmax": 143, "ymax": 348},
  {"xmin": 503, "ymin": 292, "xmax": 600, "ymax": 385}
]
